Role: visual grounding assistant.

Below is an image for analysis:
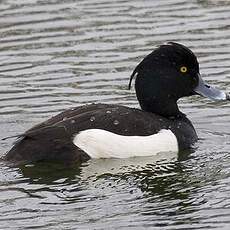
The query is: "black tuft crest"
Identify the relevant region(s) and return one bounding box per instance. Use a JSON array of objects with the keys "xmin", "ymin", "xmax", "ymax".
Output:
[{"xmin": 128, "ymin": 67, "xmax": 138, "ymax": 90}]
